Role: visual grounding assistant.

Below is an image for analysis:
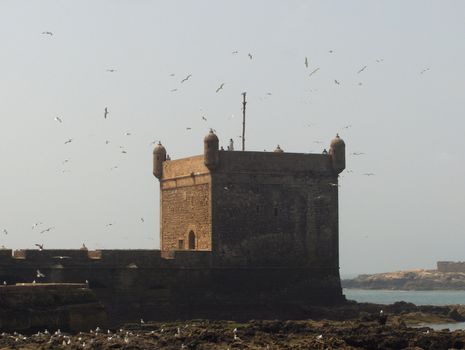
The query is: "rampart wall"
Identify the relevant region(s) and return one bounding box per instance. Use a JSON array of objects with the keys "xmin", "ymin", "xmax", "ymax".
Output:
[{"xmin": 437, "ymin": 261, "xmax": 465, "ymax": 273}]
